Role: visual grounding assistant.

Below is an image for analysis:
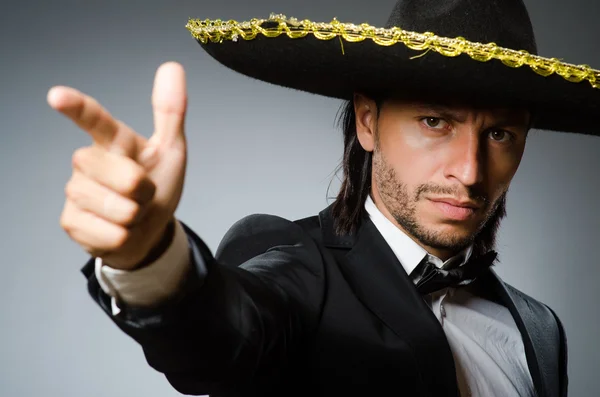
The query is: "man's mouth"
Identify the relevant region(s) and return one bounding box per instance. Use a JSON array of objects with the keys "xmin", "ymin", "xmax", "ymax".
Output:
[{"xmin": 428, "ymin": 198, "xmax": 481, "ymax": 220}]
